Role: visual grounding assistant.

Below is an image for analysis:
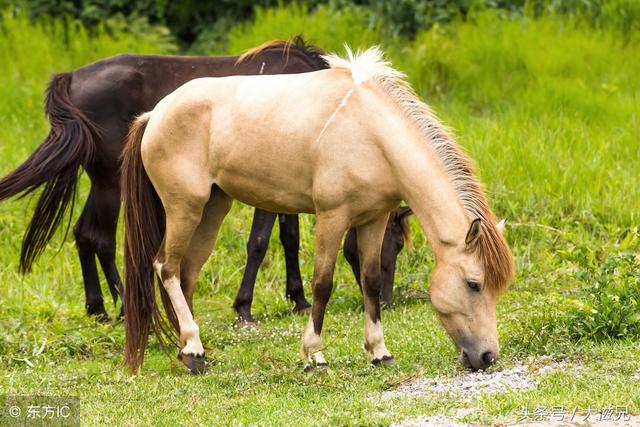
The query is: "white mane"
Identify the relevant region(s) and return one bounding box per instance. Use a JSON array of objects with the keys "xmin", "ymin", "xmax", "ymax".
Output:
[{"xmin": 322, "ymin": 46, "xmax": 404, "ymax": 85}]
